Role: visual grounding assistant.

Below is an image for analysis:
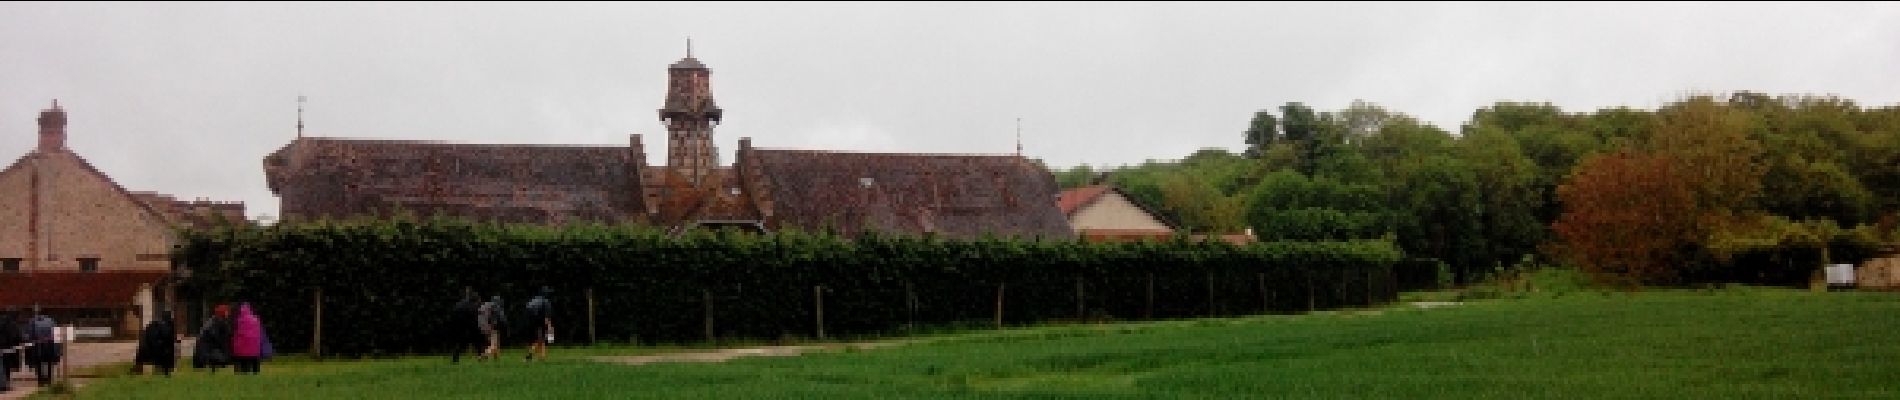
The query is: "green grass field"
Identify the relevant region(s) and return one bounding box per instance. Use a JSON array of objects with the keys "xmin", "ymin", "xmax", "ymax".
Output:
[{"xmin": 56, "ymin": 288, "xmax": 1900, "ymax": 399}]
